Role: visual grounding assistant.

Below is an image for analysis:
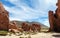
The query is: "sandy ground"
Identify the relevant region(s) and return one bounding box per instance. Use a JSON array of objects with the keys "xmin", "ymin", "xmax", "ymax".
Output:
[
  {"xmin": 31, "ymin": 33, "xmax": 60, "ymax": 38},
  {"xmin": 0, "ymin": 33, "xmax": 60, "ymax": 38}
]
